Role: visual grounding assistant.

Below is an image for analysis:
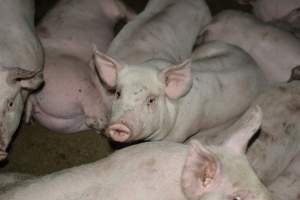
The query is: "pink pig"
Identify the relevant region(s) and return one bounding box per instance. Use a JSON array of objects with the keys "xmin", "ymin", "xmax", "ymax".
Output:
[
  {"xmin": 0, "ymin": 0, "xmax": 44, "ymax": 160},
  {"xmin": 96, "ymin": 41, "xmax": 265, "ymax": 143},
  {"xmin": 0, "ymin": 106, "xmax": 271, "ymax": 200},
  {"xmin": 203, "ymin": 10, "xmax": 300, "ymax": 83},
  {"xmin": 236, "ymin": 0, "xmax": 300, "ymax": 38},
  {"xmin": 26, "ymin": 0, "xmax": 133, "ymax": 133}
]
